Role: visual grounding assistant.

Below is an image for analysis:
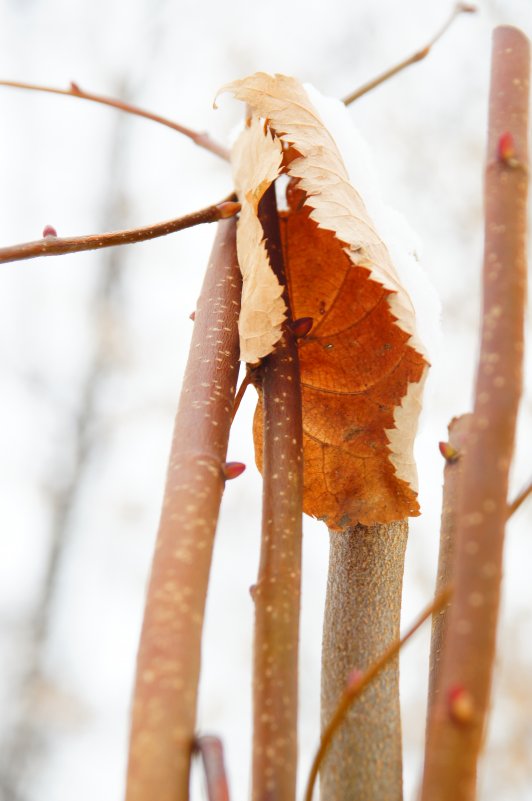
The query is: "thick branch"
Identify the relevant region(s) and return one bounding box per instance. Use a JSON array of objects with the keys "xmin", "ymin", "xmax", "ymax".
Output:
[
  {"xmin": 0, "ymin": 79, "xmax": 229, "ymax": 160},
  {"xmin": 320, "ymin": 521, "xmax": 408, "ymax": 801},
  {"xmin": 0, "ymin": 201, "xmax": 239, "ymax": 264},
  {"xmin": 421, "ymin": 26, "xmax": 529, "ymax": 801},
  {"xmin": 305, "ymin": 587, "xmax": 451, "ymax": 801},
  {"xmin": 343, "ymin": 3, "xmax": 476, "ymax": 106},
  {"xmin": 125, "ymin": 218, "xmax": 241, "ymax": 801},
  {"xmin": 252, "ymin": 185, "xmax": 303, "ymax": 801}
]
